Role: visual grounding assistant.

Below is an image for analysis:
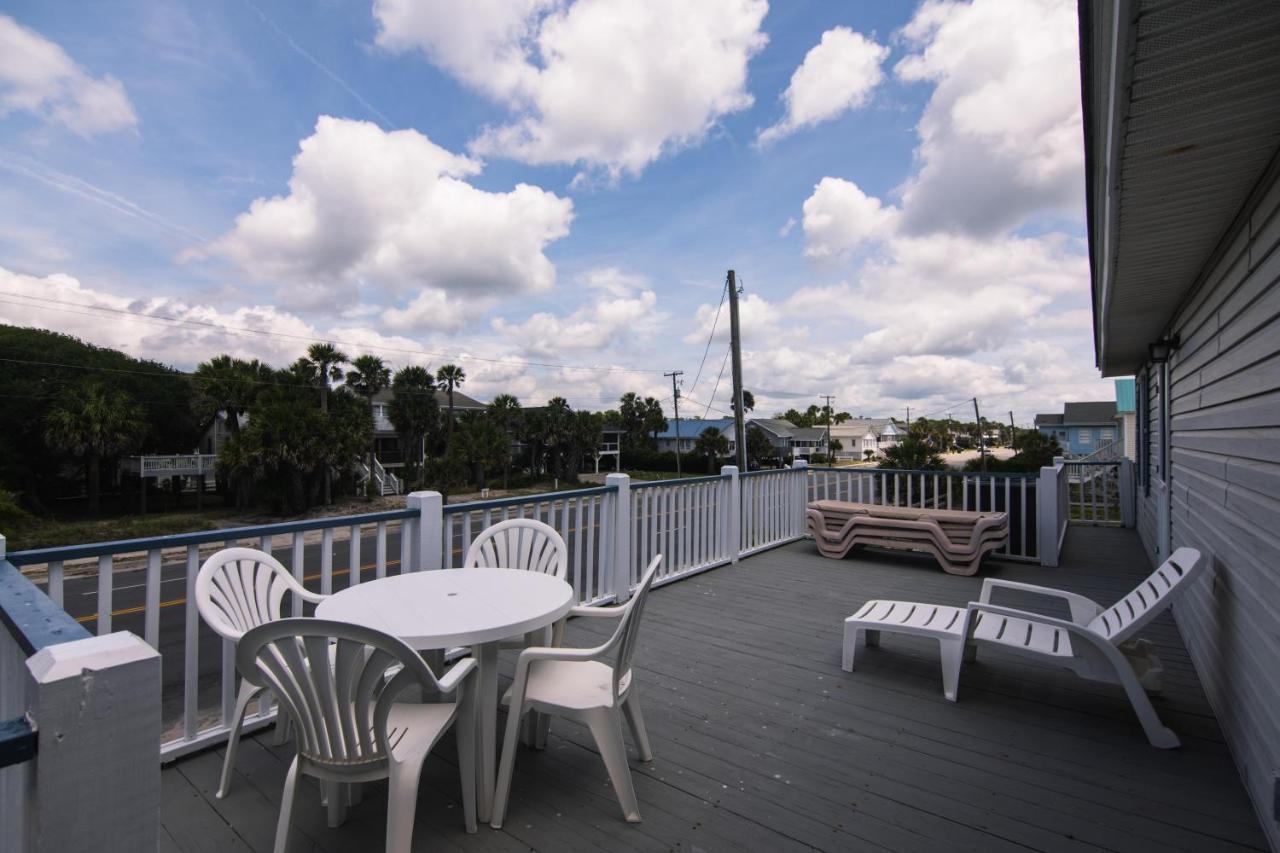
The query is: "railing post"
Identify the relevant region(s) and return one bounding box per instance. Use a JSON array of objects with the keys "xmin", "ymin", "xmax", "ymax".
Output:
[
  {"xmin": 607, "ymin": 473, "xmax": 632, "ymax": 602},
  {"xmin": 20, "ymin": 632, "xmax": 161, "ymax": 853},
  {"xmin": 791, "ymin": 459, "xmax": 808, "ymax": 538},
  {"xmin": 721, "ymin": 466, "xmax": 741, "ymax": 563},
  {"xmin": 1118, "ymin": 458, "xmax": 1135, "ymax": 528},
  {"xmin": 1038, "ymin": 459, "xmax": 1064, "ymax": 567},
  {"xmin": 406, "ymin": 490, "xmax": 443, "ymax": 571}
]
